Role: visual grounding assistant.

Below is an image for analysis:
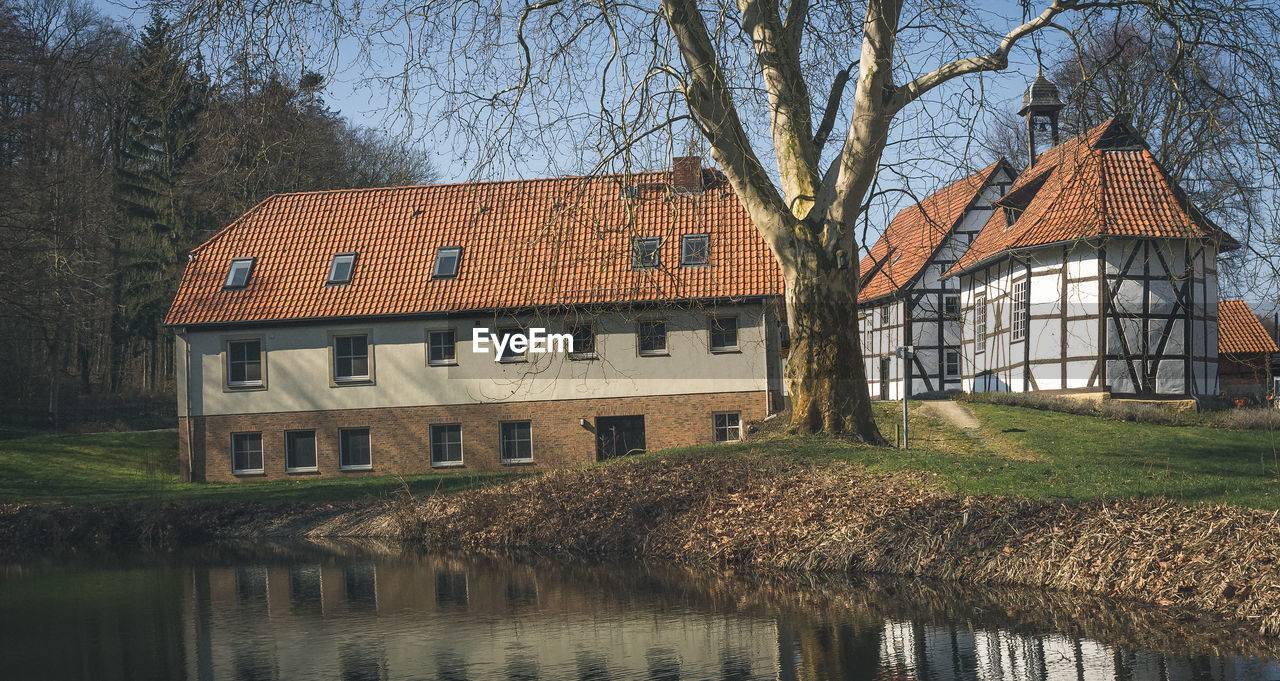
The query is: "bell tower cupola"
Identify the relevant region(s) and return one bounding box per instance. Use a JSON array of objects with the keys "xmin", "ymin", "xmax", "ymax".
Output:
[{"xmin": 1018, "ymin": 71, "xmax": 1064, "ymax": 165}]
